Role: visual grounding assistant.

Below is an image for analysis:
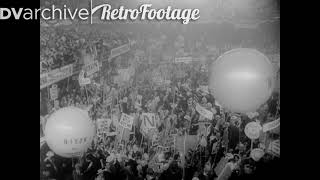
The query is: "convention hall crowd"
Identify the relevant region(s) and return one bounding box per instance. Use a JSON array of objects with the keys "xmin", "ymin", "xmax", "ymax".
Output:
[{"xmin": 40, "ymin": 20, "xmax": 280, "ymax": 180}]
